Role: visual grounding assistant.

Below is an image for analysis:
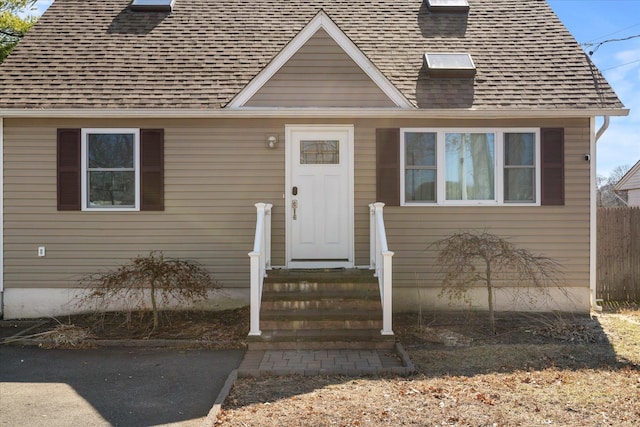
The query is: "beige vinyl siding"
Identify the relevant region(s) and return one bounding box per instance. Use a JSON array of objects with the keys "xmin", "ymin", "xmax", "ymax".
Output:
[
  {"xmin": 628, "ymin": 189, "xmax": 640, "ymax": 206},
  {"xmin": 377, "ymin": 119, "xmax": 591, "ymax": 291},
  {"xmin": 617, "ymin": 168, "xmax": 640, "ymax": 191},
  {"xmin": 245, "ymin": 29, "xmax": 397, "ymax": 108},
  {"xmin": 4, "ymin": 117, "xmax": 590, "ymax": 298},
  {"xmin": 4, "ymin": 118, "xmax": 286, "ymax": 289}
]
